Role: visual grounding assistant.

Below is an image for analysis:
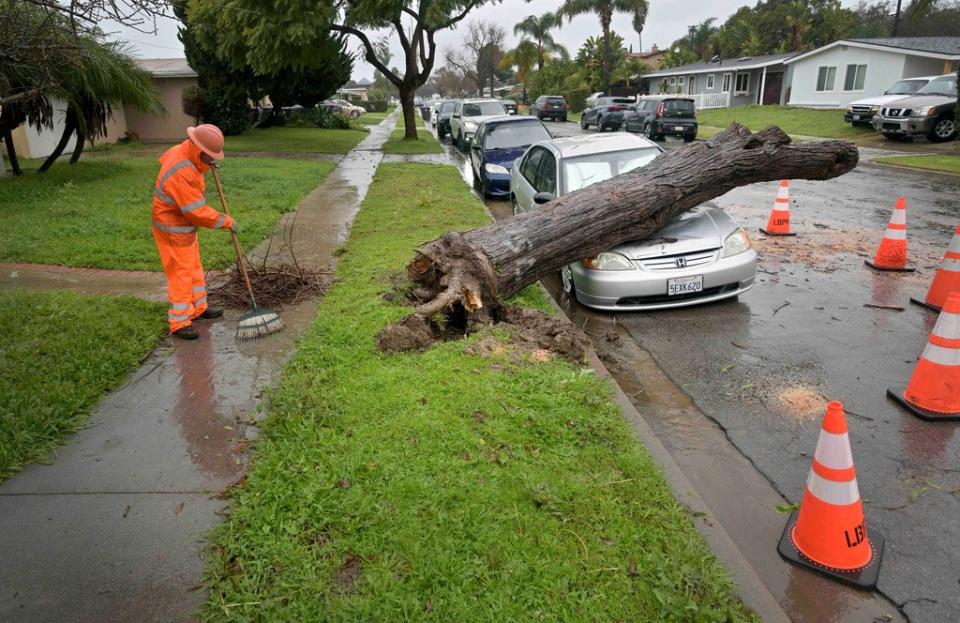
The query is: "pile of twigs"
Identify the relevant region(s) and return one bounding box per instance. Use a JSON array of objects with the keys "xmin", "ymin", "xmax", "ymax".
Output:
[{"xmin": 208, "ymin": 261, "xmax": 330, "ymax": 309}]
